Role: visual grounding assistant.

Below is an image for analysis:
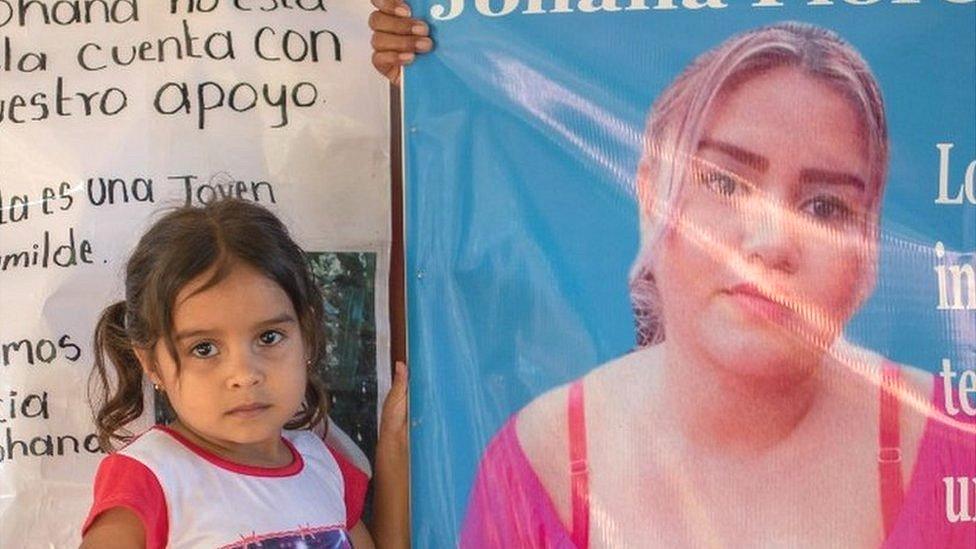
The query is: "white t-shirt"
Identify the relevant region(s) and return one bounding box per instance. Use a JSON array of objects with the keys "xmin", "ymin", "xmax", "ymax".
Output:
[{"xmin": 83, "ymin": 426, "xmax": 369, "ymax": 549}]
